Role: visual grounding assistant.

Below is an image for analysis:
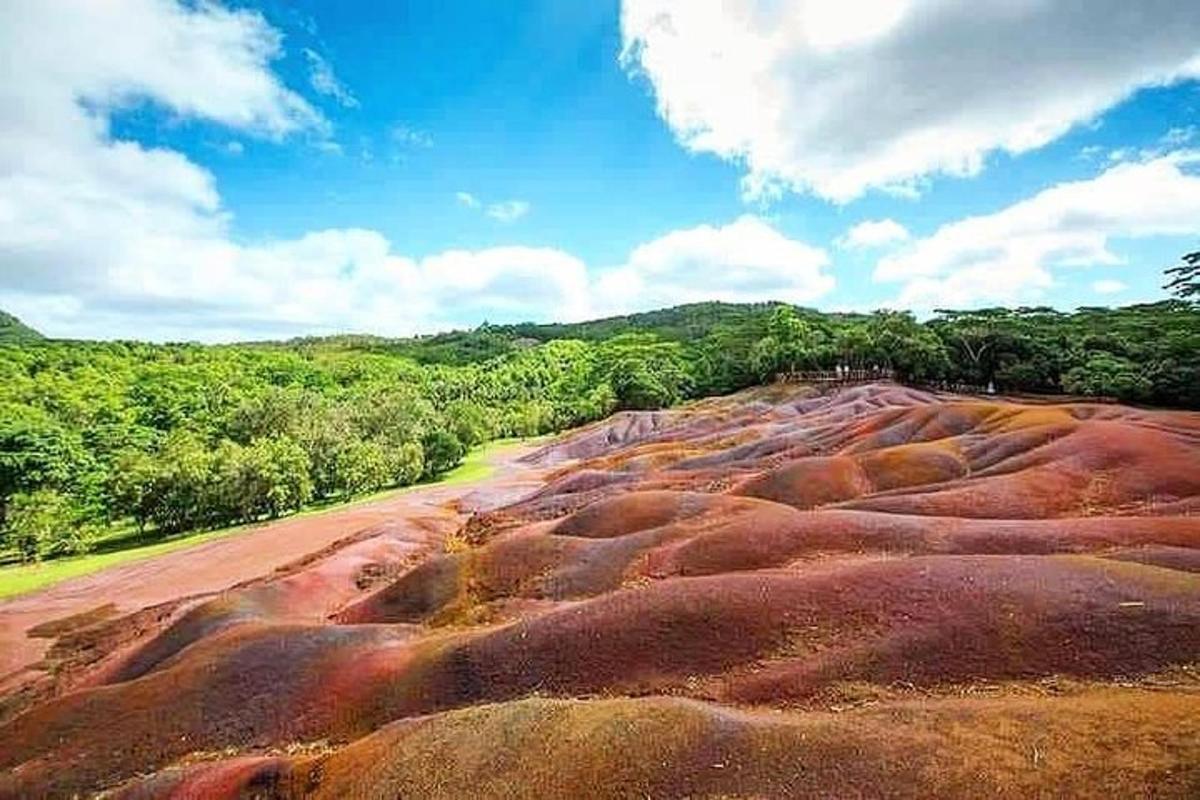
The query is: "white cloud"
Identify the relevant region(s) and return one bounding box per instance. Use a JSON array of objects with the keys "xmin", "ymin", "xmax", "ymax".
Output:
[
  {"xmin": 873, "ymin": 153, "xmax": 1200, "ymax": 310},
  {"xmin": 0, "ymin": 1, "xmax": 824, "ymax": 341},
  {"xmin": 303, "ymin": 48, "xmax": 359, "ymax": 109},
  {"xmin": 457, "ymin": 194, "xmax": 532, "ymax": 223},
  {"xmin": 0, "ymin": 0, "xmax": 321, "ymax": 315},
  {"xmin": 486, "ymin": 200, "xmax": 532, "ymax": 223},
  {"xmin": 417, "ymin": 247, "xmax": 591, "ymax": 324},
  {"xmin": 838, "ymin": 219, "xmax": 910, "ymax": 250},
  {"xmin": 391, "ymin": 124, "xmax": 433, "ymax": 149},
  {"xmin": 620, "ymin": 0, "xmax": 1200, "ymax": 201},
  {"xmin": 0, "ymin": 0, "xmax": 587, "ymax": 341},
  {"xmin": 224, "ymin": 140, "xmax": 245, "ymax": 156},
  {"xmin": 2, "ymin": 0, "xmax": 323, "ymax": 139},
  {"xmin": 1092, "ymin": 279, "xmax": 1128, "ymax": 295},
  {"xmin": 1162, "ymin": 126, "xmax": 1197, "ymax": 147},
  {"xmin": 594, "ymin": 215, "xmax": 833, "ymax": 315}
]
